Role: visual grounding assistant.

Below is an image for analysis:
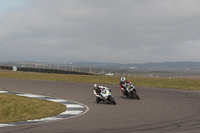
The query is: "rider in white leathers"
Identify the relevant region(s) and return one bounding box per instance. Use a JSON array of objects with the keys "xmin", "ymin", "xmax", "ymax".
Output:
[{"xmin": 93, "ymin": 84, "xmax": 110, "ymax": 103}]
